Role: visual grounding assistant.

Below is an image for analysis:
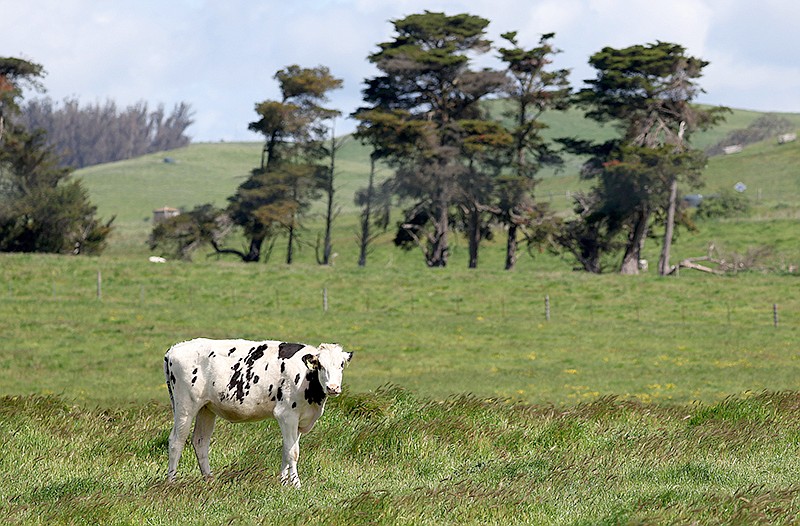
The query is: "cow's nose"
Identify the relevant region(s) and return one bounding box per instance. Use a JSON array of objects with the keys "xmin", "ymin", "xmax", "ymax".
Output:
[{"xmin": 327, "ymin": 384, "xmax": 341, "ymax": 396}]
